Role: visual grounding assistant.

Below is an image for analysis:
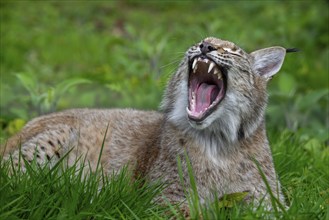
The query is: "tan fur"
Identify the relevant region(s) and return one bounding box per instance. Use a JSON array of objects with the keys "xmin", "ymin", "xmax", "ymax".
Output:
[{"xmin": 1, "ymin": 37, "xmax": 288, "ymax": 208}]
